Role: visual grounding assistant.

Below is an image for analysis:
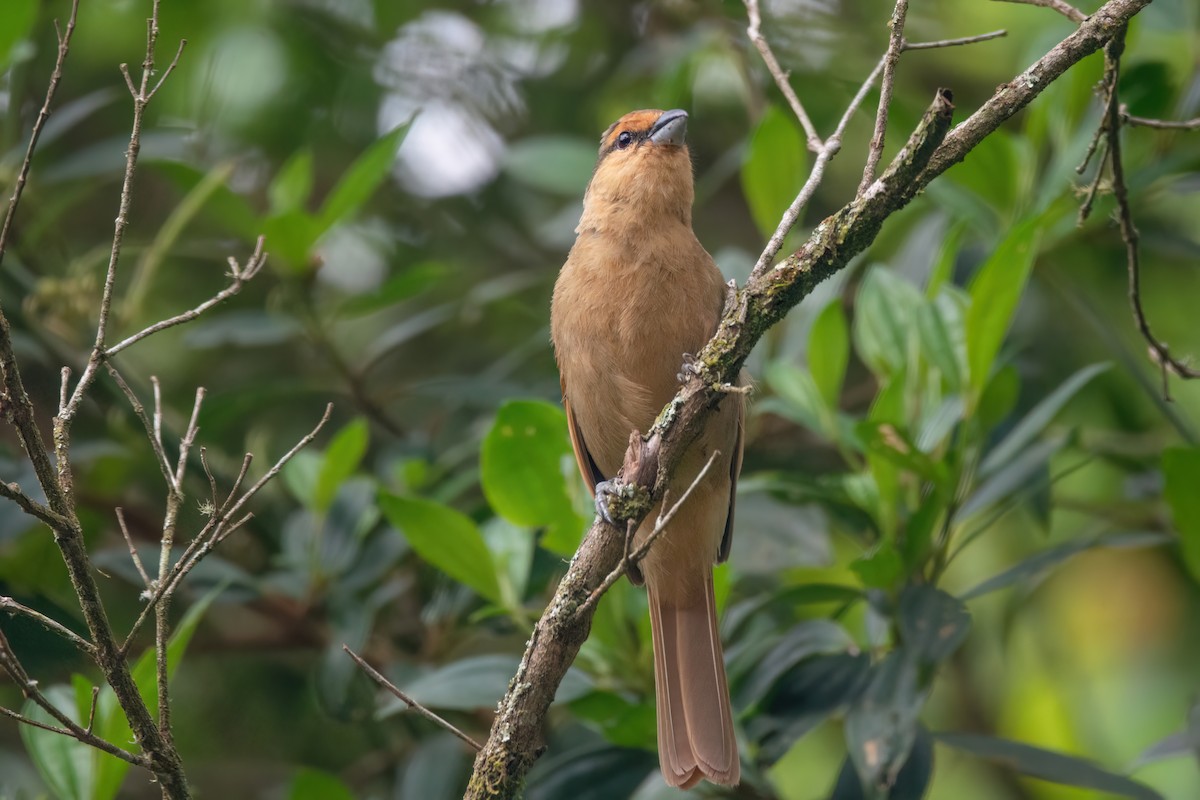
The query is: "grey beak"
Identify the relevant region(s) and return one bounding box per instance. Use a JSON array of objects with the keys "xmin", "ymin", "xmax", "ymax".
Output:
[{"xmin": 649, "ymin": 109, "xmax": 688, "ymax": 146}]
